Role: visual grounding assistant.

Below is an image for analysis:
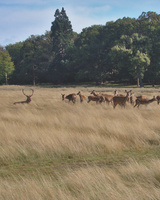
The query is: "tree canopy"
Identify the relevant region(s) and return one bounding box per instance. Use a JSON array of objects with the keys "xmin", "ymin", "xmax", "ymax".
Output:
[
  {"xmin": 0, "ymin": 48, "xmax": 14, "ymax": 84},
  {"xmin": 4, "ymin": 10, "xmax": 160, "ymax": 86}
]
